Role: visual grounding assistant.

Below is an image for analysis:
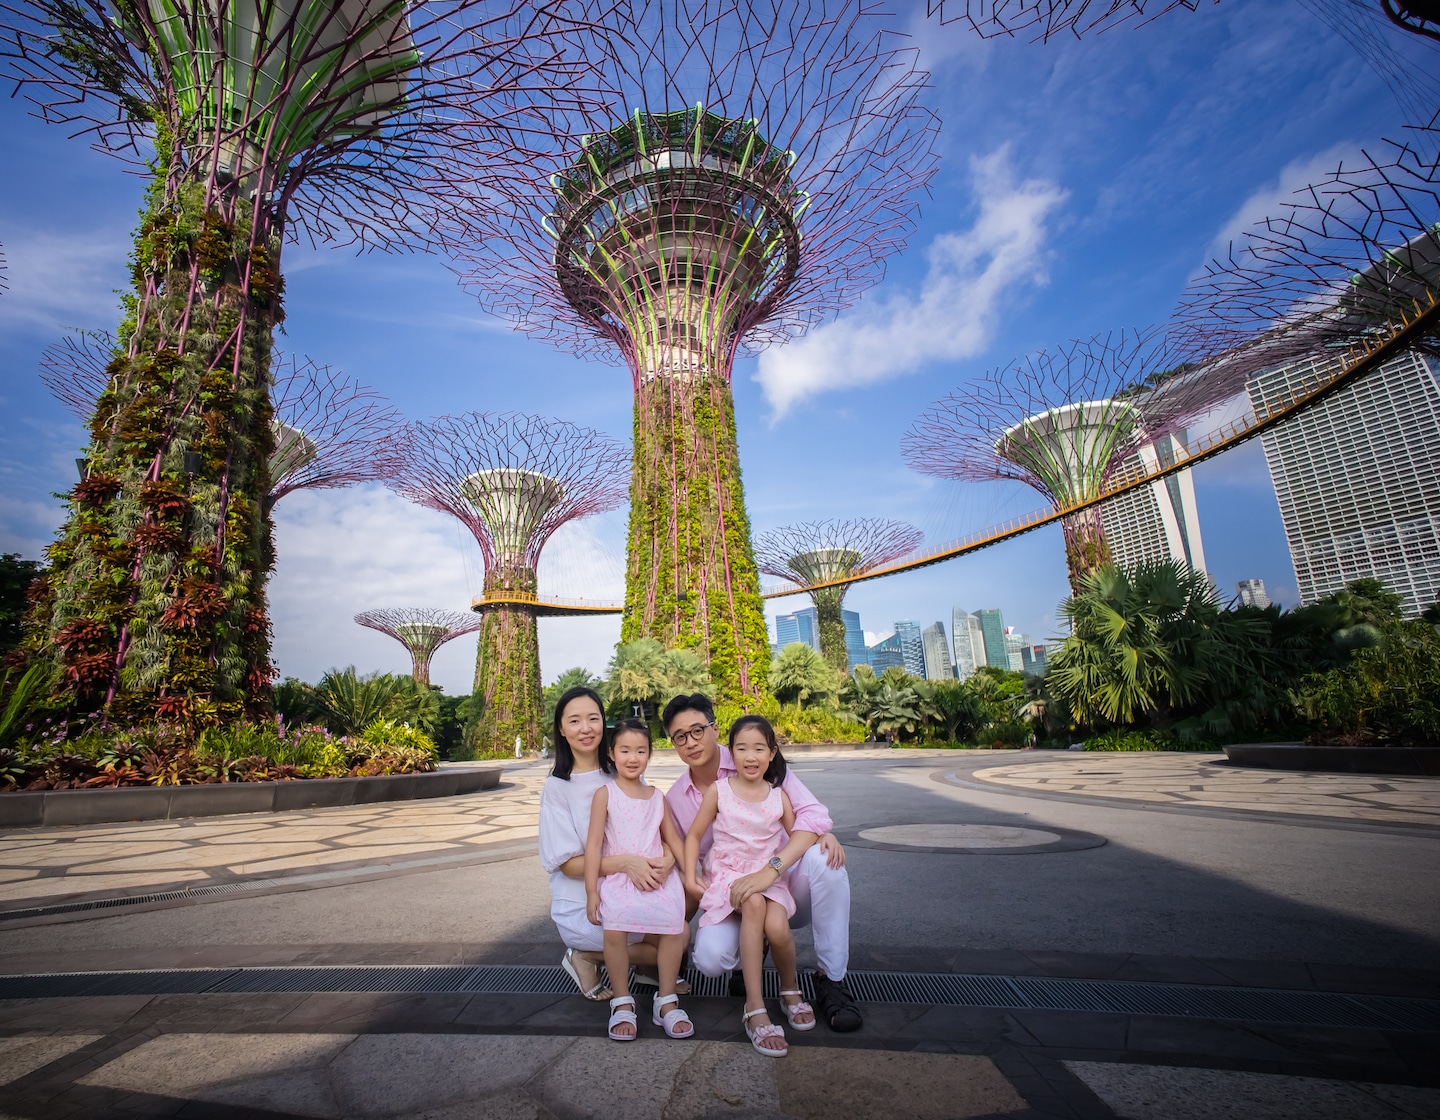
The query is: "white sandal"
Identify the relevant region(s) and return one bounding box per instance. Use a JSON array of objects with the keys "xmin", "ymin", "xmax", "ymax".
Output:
[
  {"xmin": 607, "ymin": 995, "xmax": 638, "ymax": 1041},
  {"xmin": 652, "ymin": 993, "xmax": 695, "ymax": 1039},
  {"xmin": 742, "ymin": 1006, "xmax": 787, "ymax": 1057},
  {"xmin": 779, "ymin": 990, "xmax": 816, "ymax": 1032}
]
